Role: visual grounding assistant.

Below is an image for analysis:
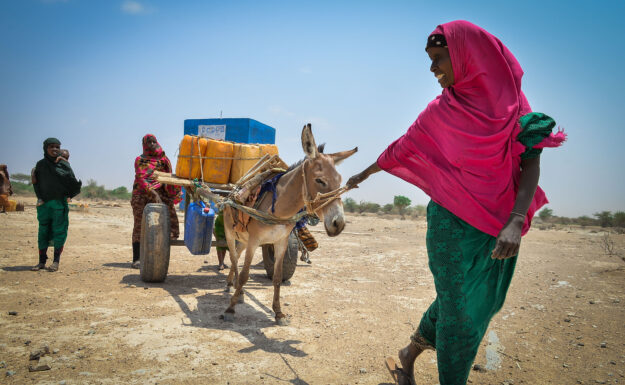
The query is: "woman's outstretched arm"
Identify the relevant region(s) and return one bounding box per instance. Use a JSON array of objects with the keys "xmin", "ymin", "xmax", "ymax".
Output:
[{"xmin": 346, "ymin": 161, "xmax": 382, "ymax": 188}]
